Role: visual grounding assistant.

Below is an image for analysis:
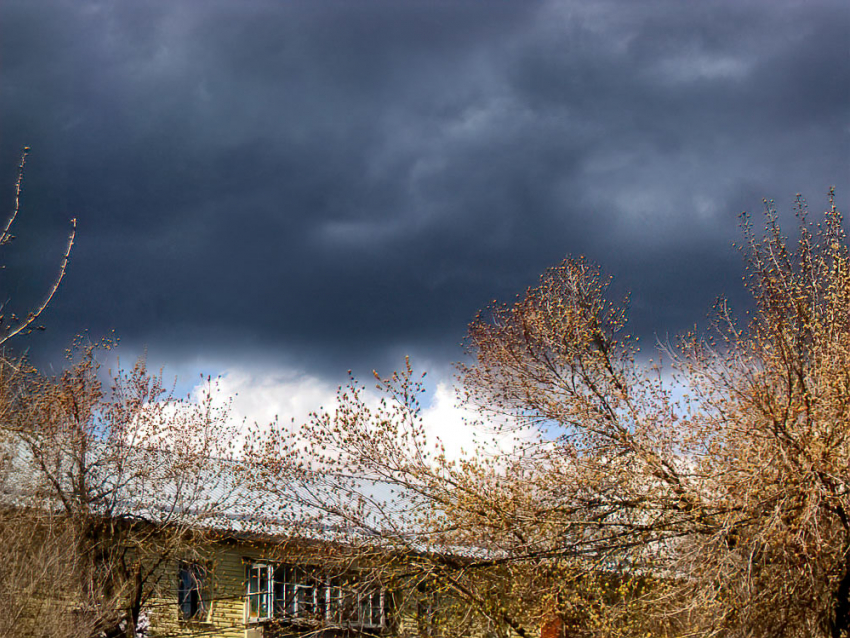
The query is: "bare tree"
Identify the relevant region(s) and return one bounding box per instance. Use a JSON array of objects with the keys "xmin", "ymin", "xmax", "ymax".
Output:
[
  {"xmin": 666, "ymin": 191, "xmax": 850, "ymax": 636},
  {"xmin": 0, "ymin": 151, "xmax": 254, "ymax": 638},
  {"xmin": 0, "ymin": 148, "xmax": 87, "ymax": 638},
  {"xmin": 253, "ymin": 192, "xmax": 849, "ymax": 637},
  {"xmin": 0, "ymin": 147, "xmax": 75, "ymax": 347},
  {"xmin": 1, "ymin": 341, "xmax": 243, "ymax": 638}
]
